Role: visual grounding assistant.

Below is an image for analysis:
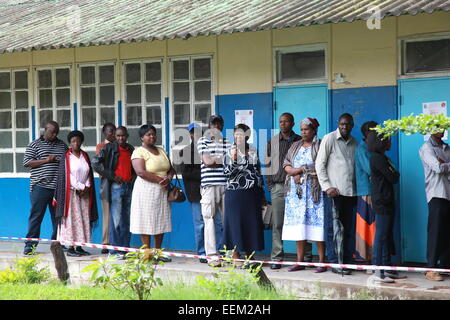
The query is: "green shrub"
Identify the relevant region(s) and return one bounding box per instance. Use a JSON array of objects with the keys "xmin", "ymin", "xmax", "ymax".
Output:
[
  {"xmin": 196, "ymin": 249, "xmax": 272, "ymax": 300},
  {"xmin": 0, "ymin": 252, "xmax": 50, "ymax": 284},
  {"xmin": 14, "ymin": 255, "xmax": 51, "ymax": 284},
  {"xmin": 0, "ymin": 267, "xmax": 23, "ymax": 284},
  {"xmin": 82, "ymin": 248, "xmax": 164, "ymax": 300}
]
